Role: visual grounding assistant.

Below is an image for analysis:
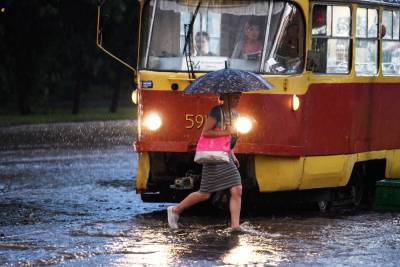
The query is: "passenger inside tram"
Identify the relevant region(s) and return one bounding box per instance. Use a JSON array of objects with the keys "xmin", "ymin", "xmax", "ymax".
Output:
[
  {"xmin": 193, "ymin": 31, "xmax": 216, "ymax": 56},
  {"xmin": 231, "ymin": 18, "xmax": 264, "ymax": 60}
]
